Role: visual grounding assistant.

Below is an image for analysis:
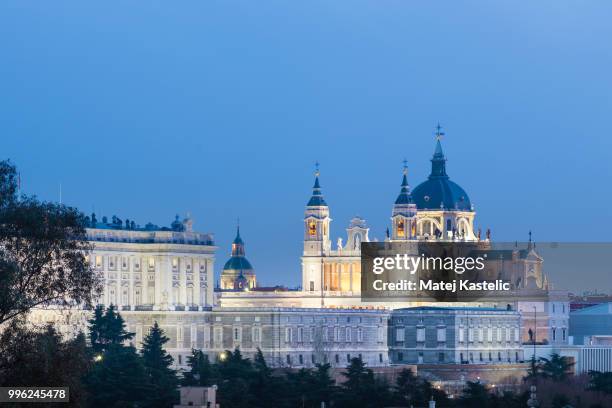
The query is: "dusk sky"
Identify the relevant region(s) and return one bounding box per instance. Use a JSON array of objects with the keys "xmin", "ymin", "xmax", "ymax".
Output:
[{"xmin": 1, "ymin": 2, "xmax": 611, "ymax": 289}]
